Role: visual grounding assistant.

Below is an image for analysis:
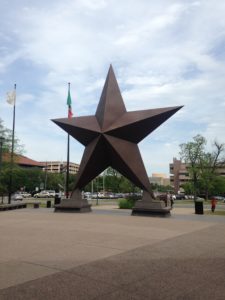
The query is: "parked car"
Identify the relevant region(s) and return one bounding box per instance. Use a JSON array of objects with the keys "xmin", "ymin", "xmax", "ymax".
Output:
[
  {"xmin": 91, "ymin": 193, "xmax": 98, "ymax": 198},
  {"xmin": 186, "ymin": 195, "xmax": 194, "ymax": 199},
  {"xmin": 45, "ymin": 190, "xmax": 56, "ymax": 197},
  {"xmin": 12, "ymin": 193, "xmax": 23, "ymax": 201},
  {"xmin": 20, "ymin": 192, "xmax": 31, "ymax": 198},
  {"xmin": 214, "ymin": 196, "xmax": 225, "ymax": 201},
  {"xmin": 84, "ymin": 192, "xmax": 92, "ymax": 200},
  {"xmin": 175, "ymin": 194, "xmax": 186, "ymax": 200},
  {"xmin": 33, "ymin": 191, "xmax": 50, "ymax": 198}
]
